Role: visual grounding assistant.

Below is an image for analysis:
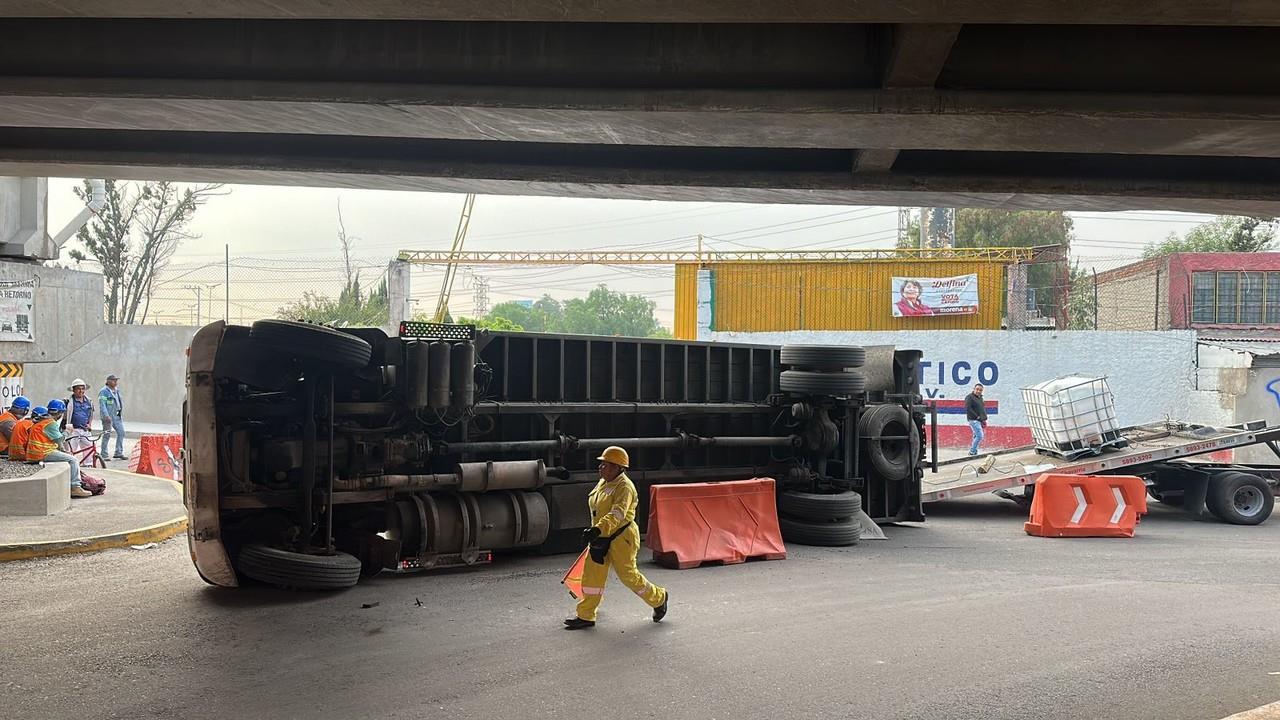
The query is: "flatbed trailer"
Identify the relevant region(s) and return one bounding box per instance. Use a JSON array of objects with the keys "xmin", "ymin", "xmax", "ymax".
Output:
[{"xmin": 922, "ymin": 420, "xmax": 1280, "ymax": 525}]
